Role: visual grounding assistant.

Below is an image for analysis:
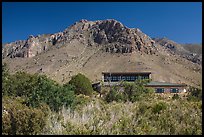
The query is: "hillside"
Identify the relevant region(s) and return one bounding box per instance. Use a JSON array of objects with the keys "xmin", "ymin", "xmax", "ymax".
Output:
[
  {"xmin": 181, "ymin": 43, "xmax": 202, "ymax": 55},
  {"xmin": 2, "ymin": 19, "xmax": 202, "ymax": 87}
]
